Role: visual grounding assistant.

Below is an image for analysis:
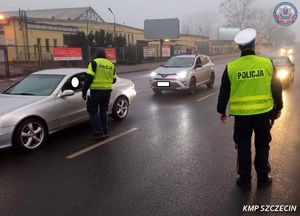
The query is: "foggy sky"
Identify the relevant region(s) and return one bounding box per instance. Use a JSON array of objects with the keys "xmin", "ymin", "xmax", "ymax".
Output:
[{"xmin": 1, "ymin": 0, "xmax": 299, "ymax": 41}]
